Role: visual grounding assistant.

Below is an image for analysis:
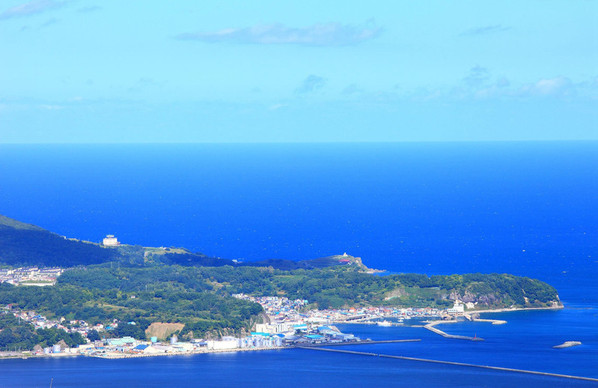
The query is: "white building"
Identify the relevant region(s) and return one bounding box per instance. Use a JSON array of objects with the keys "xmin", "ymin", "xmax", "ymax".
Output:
[
  {"xmin": 102, "ymin": 235, "xmax": 120, "ymax": 246},
  {"xmin": 207, "ymin": 337, "xmax": 241, "ymax": 350},
  {"xmin": 255, "ymin": 323, "xmax": 294, "ymax": 334},
  {"xmin": 447, "ymin": 301, "xmax": 465, "ymax": 315}
]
